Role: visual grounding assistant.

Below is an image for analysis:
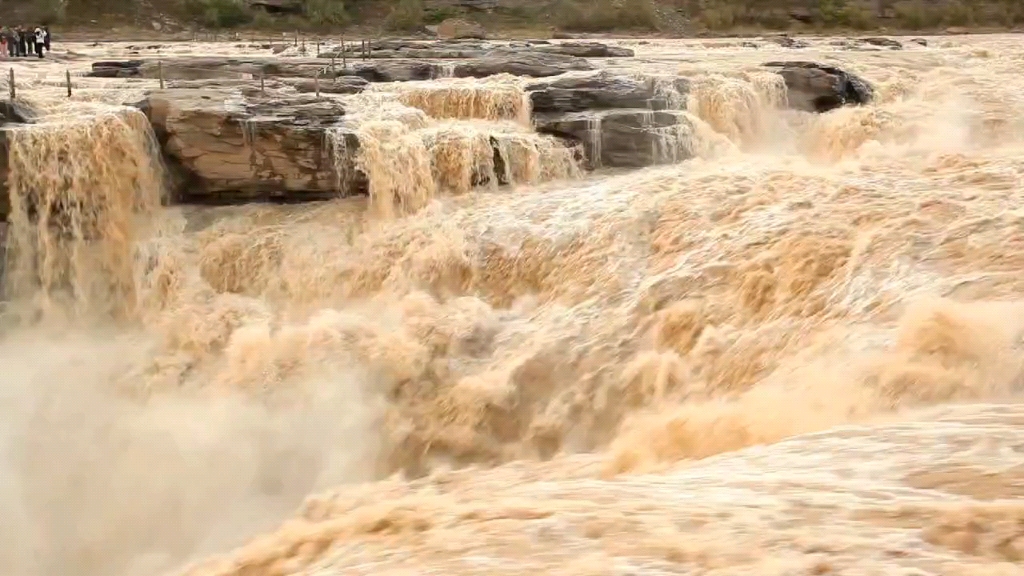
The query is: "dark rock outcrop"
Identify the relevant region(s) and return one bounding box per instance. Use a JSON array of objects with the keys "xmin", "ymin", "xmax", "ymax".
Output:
[
  {"xmin": 348, "ymin": 60, "xmax": 440, "ymax": 82},
  {"xmin": 90, "ymin": 58, "xmax": 334, "ymax": 81},
  {"xmin": 0, "ymin": 101, "xmax": 36, "ymax": 125},
  {"xmin": 534, "ymin": 109, "xmax": 693, "ymax": 169},
  {"xmin": 248, "ymin": 0, "xmax": 303, "ymax": 14},
  {"xmin": 292, "ymin": 76, "xmax": 369, "ymax": 94},
  {"xmin": 90, "ymin": 60, "xmax": 145, "ymax": 78},
  {"xmin": 526, "ymin": 72, "xmax": 686, "ymax": 114},
  {"xmin": 860, "ymin": 37, "xmax": 903, "ymax": 49},
  {"xmin": 453, "ymin": 49, "xmax": 594, "ymax": 78},
  {"xmin": 832, "ymin": 37, "xmax": 903, "ymax": 50},
  {"xmin": 135, "ymin": 89, "xmax": 365, "ymax": 203},
  {"xmin": 532, "ymin": 42, "xmax": 635, "ymax": 58},
  {"xmin": 318, "ymin": 39, "xmax": 632, "ymax": 61},
  {"xmin": 767, "ymin": 35, "xmax": 810, "ymax": 49},
  {"xmin": 763, "ymin": 61, "xmax": 873, "ymax": 113}
]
